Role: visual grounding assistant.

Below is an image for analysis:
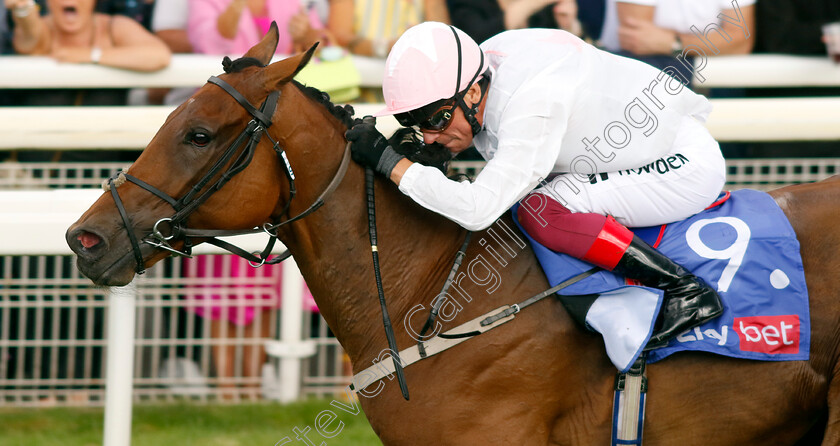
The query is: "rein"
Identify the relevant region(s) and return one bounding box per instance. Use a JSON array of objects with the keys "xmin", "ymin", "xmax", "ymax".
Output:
[
  {"xmin": 105, "ymin": 75, "xmax": 351, "ymax": 273},
  {"xmin": 360, "ymin": 174, "xmax": 600, "ymax": 398},
  {"xmin": 365, "ymin": 167, "xmax": 410, "ymax": 400},
  {"xmin": 105, "ymin": 71, "xmax": 595, "ymax": 405}
]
